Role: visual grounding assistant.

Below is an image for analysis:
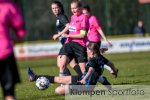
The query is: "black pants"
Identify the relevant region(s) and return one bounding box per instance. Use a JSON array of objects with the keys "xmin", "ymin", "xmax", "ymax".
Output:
[{"xmin": 0, "ymin": 53, "xmax": 20, "ymax": 97}]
